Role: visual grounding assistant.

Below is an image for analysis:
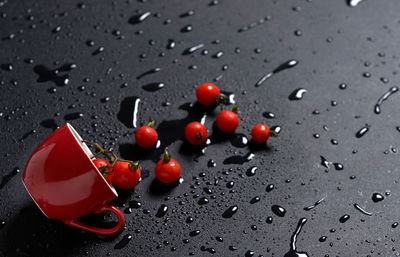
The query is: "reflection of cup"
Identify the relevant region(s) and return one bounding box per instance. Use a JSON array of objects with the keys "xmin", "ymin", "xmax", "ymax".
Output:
[{"xmin": 22, "ymin": 123, "xmax": 124, "ymax": 235}]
